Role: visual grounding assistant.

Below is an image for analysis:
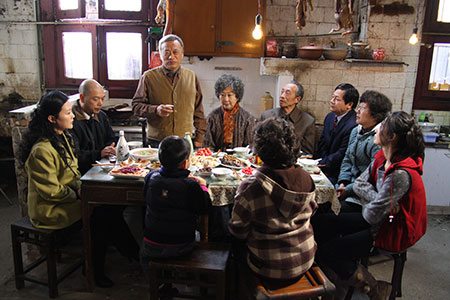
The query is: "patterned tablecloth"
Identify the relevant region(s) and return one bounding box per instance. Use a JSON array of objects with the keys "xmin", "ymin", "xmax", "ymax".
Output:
[{"xmin": 206, "ymin": 170, "xmax": 340, "ymax": 214}]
